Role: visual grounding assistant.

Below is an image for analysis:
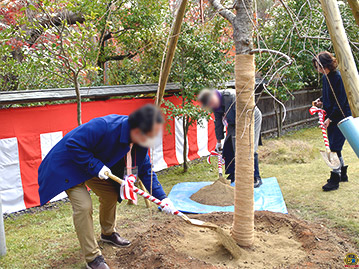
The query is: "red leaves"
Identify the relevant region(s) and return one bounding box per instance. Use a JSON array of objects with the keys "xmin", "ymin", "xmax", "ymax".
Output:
[
  {"xmin": 5, "ymin": 38, "xmax": 25, "ymax": 50},
  {"xmin": 0, "ymin": 0, "xmax": 26, "ymax": 26}
]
